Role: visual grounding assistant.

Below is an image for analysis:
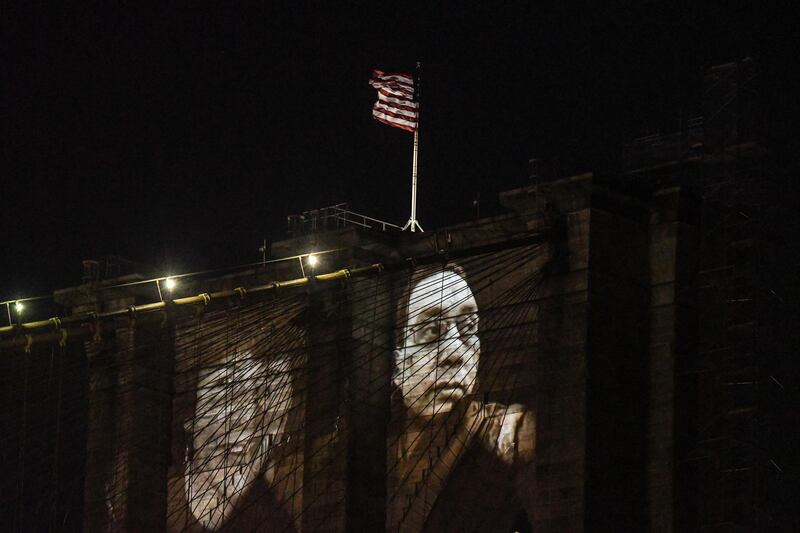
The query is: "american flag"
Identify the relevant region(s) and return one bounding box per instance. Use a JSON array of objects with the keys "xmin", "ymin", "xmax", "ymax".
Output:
[{"xmin": 368, "ymin": 70, "xmax": 418, "ymax": 132}]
